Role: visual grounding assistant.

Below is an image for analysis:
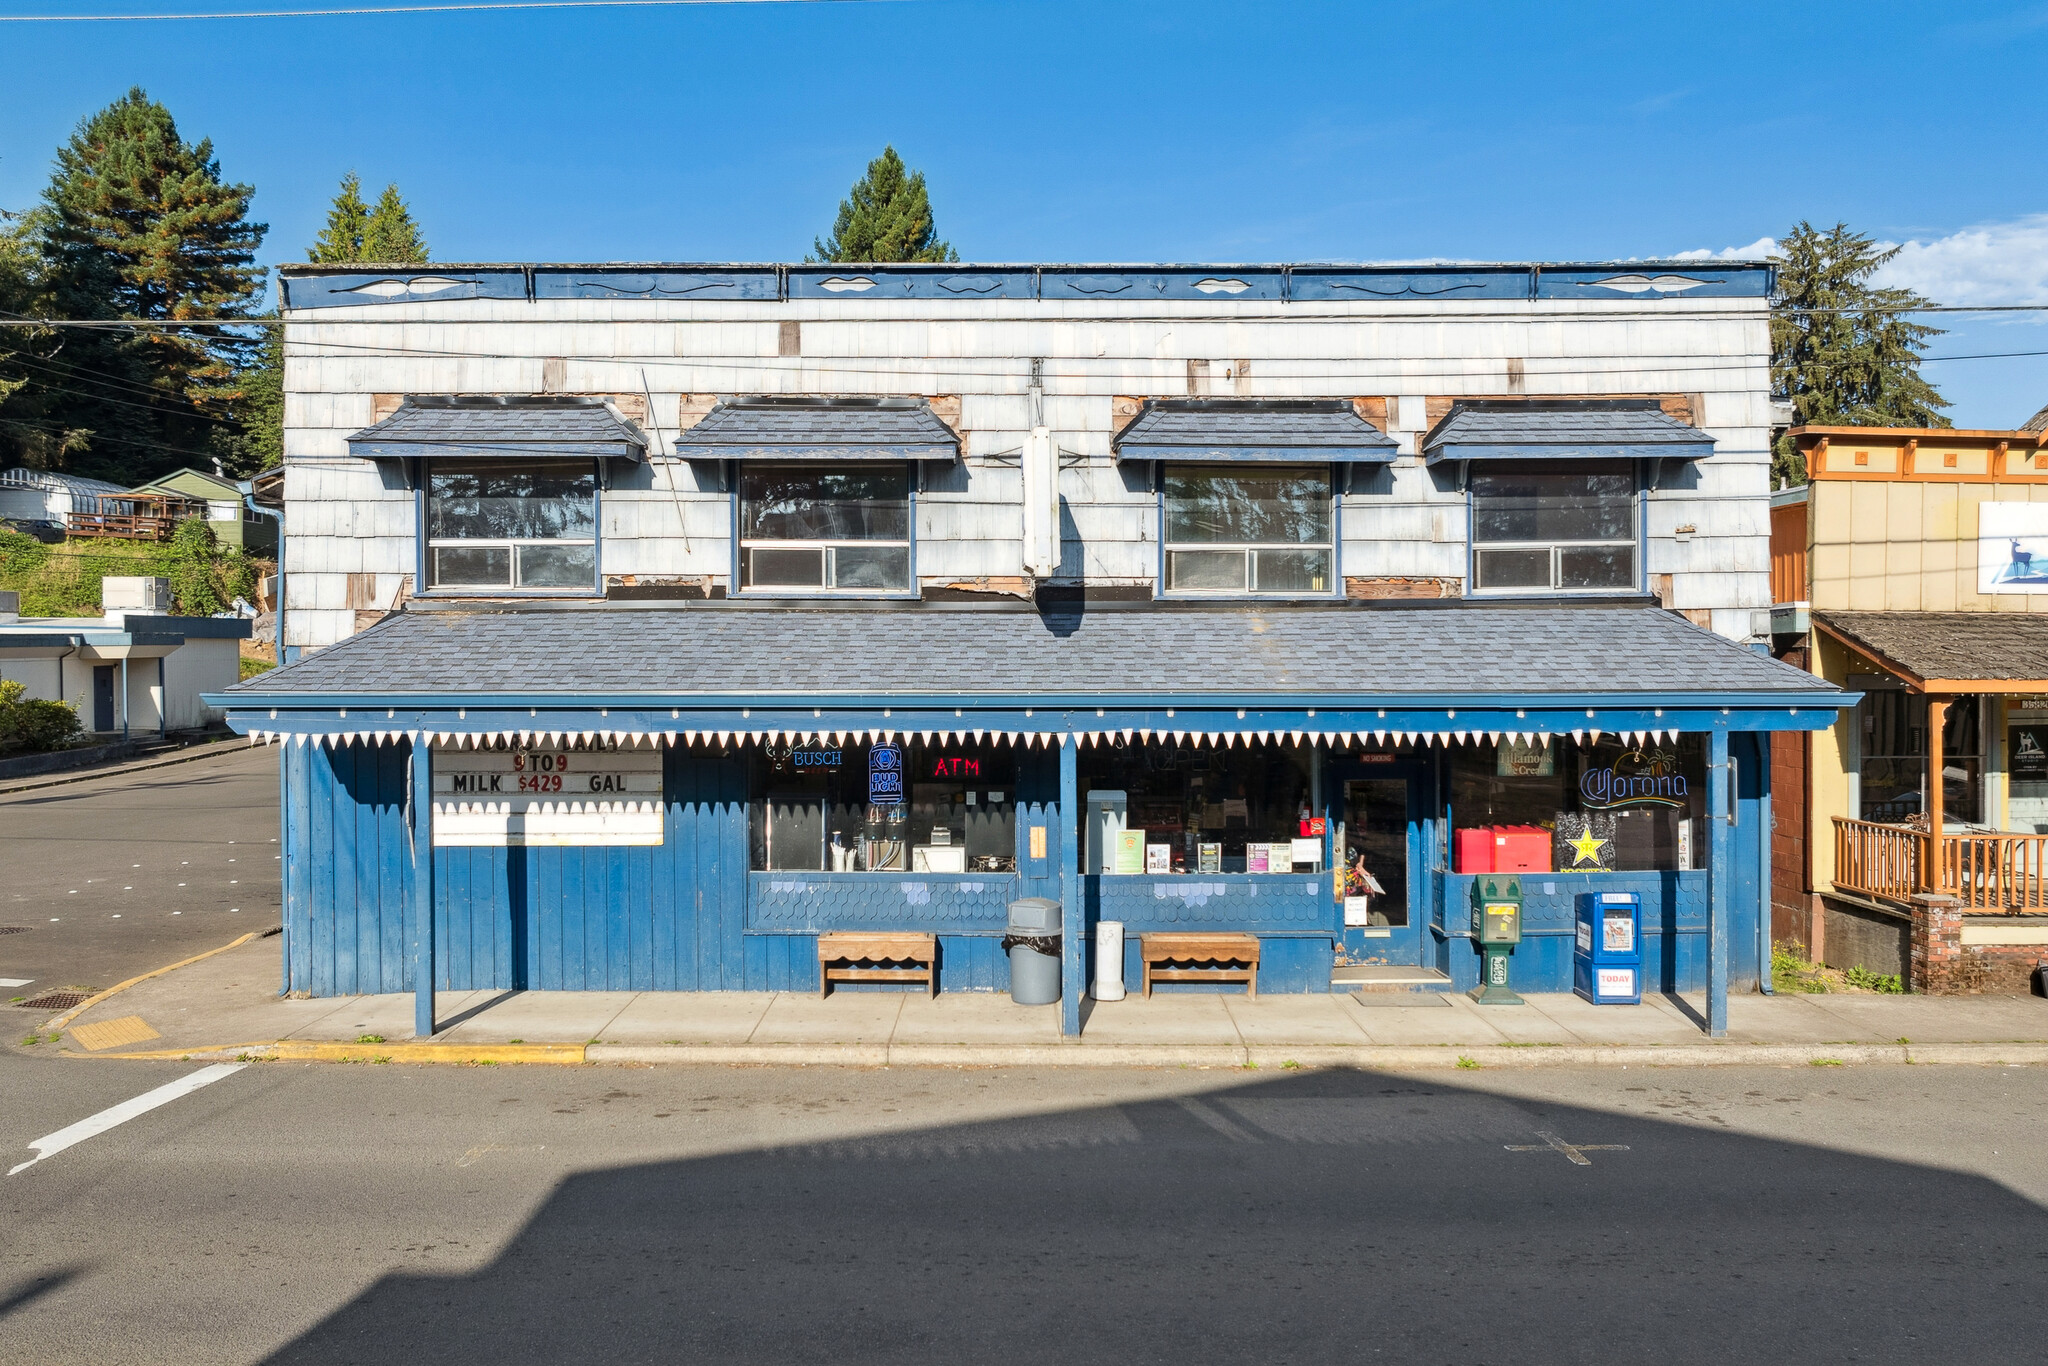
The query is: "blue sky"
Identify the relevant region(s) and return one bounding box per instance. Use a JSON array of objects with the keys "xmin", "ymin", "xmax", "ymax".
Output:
[{"xmin": 4, "ymin": 0, "xmax": 2047, "ymax": 423}]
